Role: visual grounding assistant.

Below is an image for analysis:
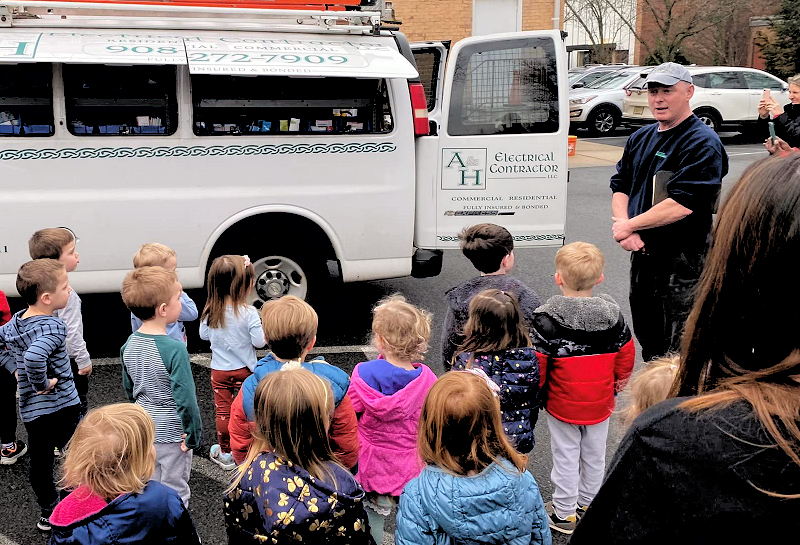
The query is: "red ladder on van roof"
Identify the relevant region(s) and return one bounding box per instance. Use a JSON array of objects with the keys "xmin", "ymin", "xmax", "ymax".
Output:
[
  {"xmin": 0, "ymin": 0, "xmax": 384, "ymax": 33},
  {"xmin": 2, "ymin": 0, "xmax": 366, "ymax": 9}
]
